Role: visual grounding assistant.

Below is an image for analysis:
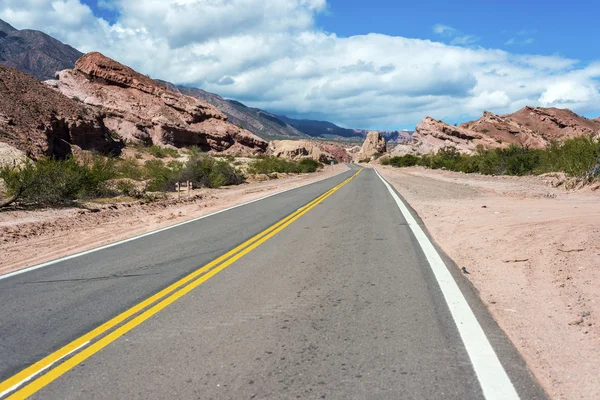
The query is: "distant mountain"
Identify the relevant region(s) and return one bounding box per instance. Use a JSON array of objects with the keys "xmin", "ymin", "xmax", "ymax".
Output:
[
  {"xmin": 0, "ymin": 18, "xmax": 83, "ymax": 80},
  {"xmin": 276, "ymin": 116, "xmax": 357, "ymax": 138},
  {"xmin": 277, "ymin": 115, "xmax": 412, "ymax": 142},
  {"xmin": 158, "ymin": 81, "xmax": 306, "ymax": 141}
]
